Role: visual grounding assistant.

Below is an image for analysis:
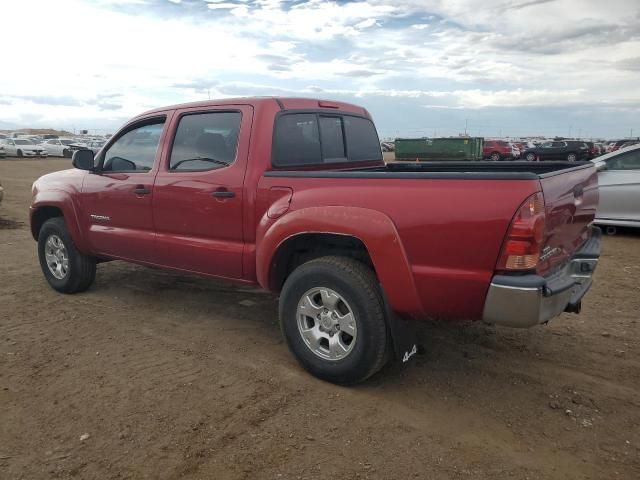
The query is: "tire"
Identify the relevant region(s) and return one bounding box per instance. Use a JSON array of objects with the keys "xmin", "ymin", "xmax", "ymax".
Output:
[
  {"xmin": 63, "ymin": 149, "xmax": 71, "ymax": 158},
  {"xmin": 17, "ymin": 149, "xmax": 23, "ymax": 158},
  {"xmin": 38, "ymin": 217, "xmax": 96, "ymax": 293},
  {"xmin": 525, "ymin": 152, "xmax": 536, "ymax": 161},
  {"xmin": 490, "ymin": 152, "xmax": 501, "ymax": 161},
  {"xmin": 279, "ymin": 256, "xmax": 388, "ymax": 385},
  {"xmin": 567, "ymin": 152, "xmax": 577, "ymax": 162}
]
